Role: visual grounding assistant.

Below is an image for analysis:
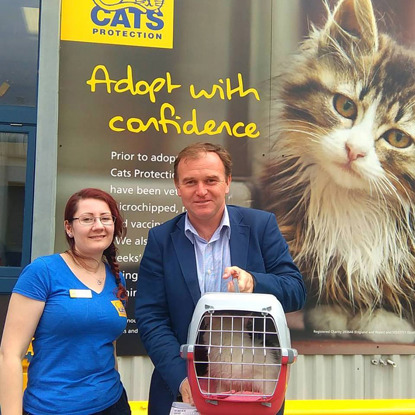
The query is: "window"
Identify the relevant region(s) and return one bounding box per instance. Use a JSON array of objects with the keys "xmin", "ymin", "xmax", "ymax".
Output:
[
  {"xmin": 0, "ymin": 123, "xmax": 36, "ymax": 291},
  {"xmin": 0, "ymin": 0, "xmax": 39, "ymax": 291}
]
